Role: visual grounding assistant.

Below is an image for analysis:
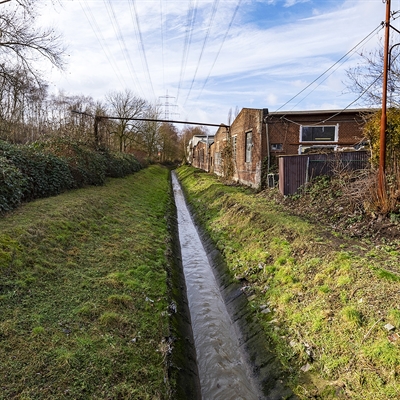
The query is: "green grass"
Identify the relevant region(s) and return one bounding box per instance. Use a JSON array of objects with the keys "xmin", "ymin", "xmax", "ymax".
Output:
[
  {"xmin": 0, "ymin": 165, "xmax": 171, "ymax": 399},
  {"xmin": 176, "ymin": 165, "xmax": 400, "ymax": 400}
]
